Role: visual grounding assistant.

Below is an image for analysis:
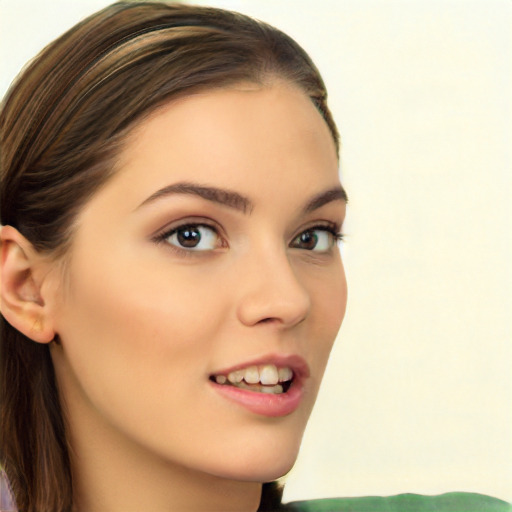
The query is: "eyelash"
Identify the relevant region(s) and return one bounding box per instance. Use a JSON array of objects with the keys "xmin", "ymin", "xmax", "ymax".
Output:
[
  {"xmin": 152, "ymin": 220, "xmax": 222, "ymax": 256},
  {"xmin": 153, "ymin": 221, "xmax": 344, "ymax": 256},
  {"xmin": 299, "ymin": 224, "xmax": 344, "ymax": 245}
]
